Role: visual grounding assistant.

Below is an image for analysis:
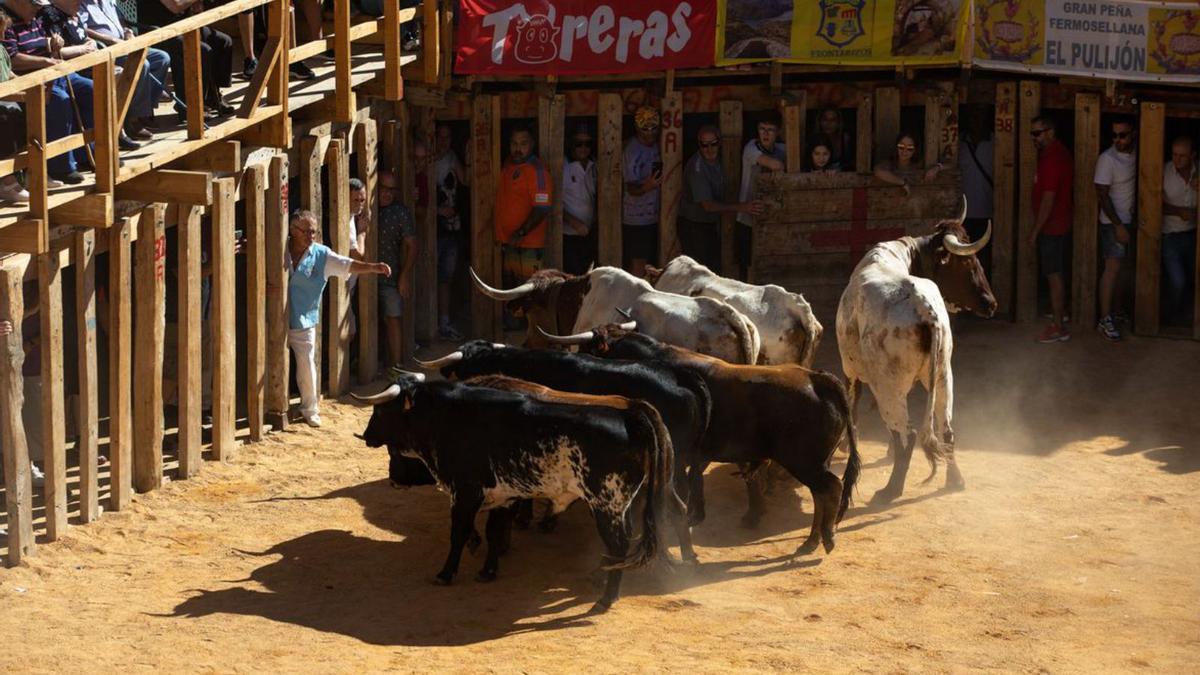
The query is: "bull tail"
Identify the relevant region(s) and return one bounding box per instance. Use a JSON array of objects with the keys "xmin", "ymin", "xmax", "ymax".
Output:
[
  {"xmin": 813, "ymin": 372, "xmax": 861, "ymax": 523},
  {"xmin": 675, "ymin": 366, "xmax": 712, "ymax": 459},
  {"xmin": 918, "ymin": 322, "xmax": 948, "ymax": 481},
  {"xmin": 603, "ymin": 400, "xmax": 669, "ymax": 571}
]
